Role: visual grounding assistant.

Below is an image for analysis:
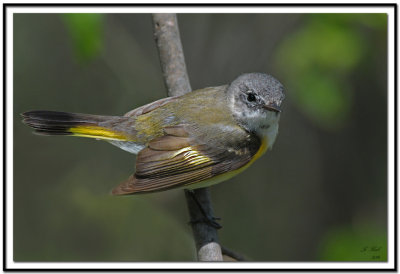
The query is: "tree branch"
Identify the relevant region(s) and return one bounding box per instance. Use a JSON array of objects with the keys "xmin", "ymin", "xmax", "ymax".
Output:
[
  {"xmin": 221, "ymin": 245, "xmax": 246, "ymax": 261},
  {"xmin": 151, "ymin": 13, "xmax": 223, "ymax": 261},
  {"xmin": 152, "ymin": 13, "xmax": 191, "ymax": 96}
]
